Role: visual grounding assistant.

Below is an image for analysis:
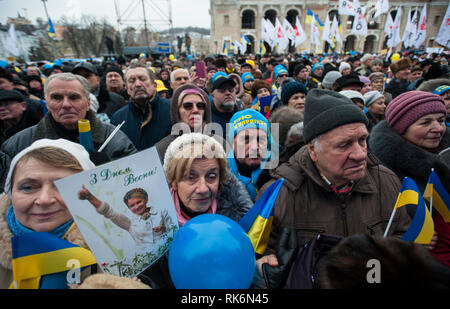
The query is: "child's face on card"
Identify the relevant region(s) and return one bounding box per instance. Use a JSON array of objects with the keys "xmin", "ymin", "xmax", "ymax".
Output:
[{"xmin": 127, "ymin": 197, "xmax": 148, "ymax": 216}]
